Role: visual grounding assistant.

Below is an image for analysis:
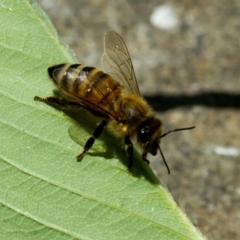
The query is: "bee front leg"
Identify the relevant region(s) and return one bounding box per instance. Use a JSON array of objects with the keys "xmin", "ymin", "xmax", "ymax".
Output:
[
  {"xmin": 77, "ymin": 120, "xmax": 107, "ymax": 161},
  {"xmin": 124, "ymin": 135, "xmax": 133, "ymax": 170},
  {"xmin": 142, "ymin": 152, "xmax": 150, "ymax": 164}
]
